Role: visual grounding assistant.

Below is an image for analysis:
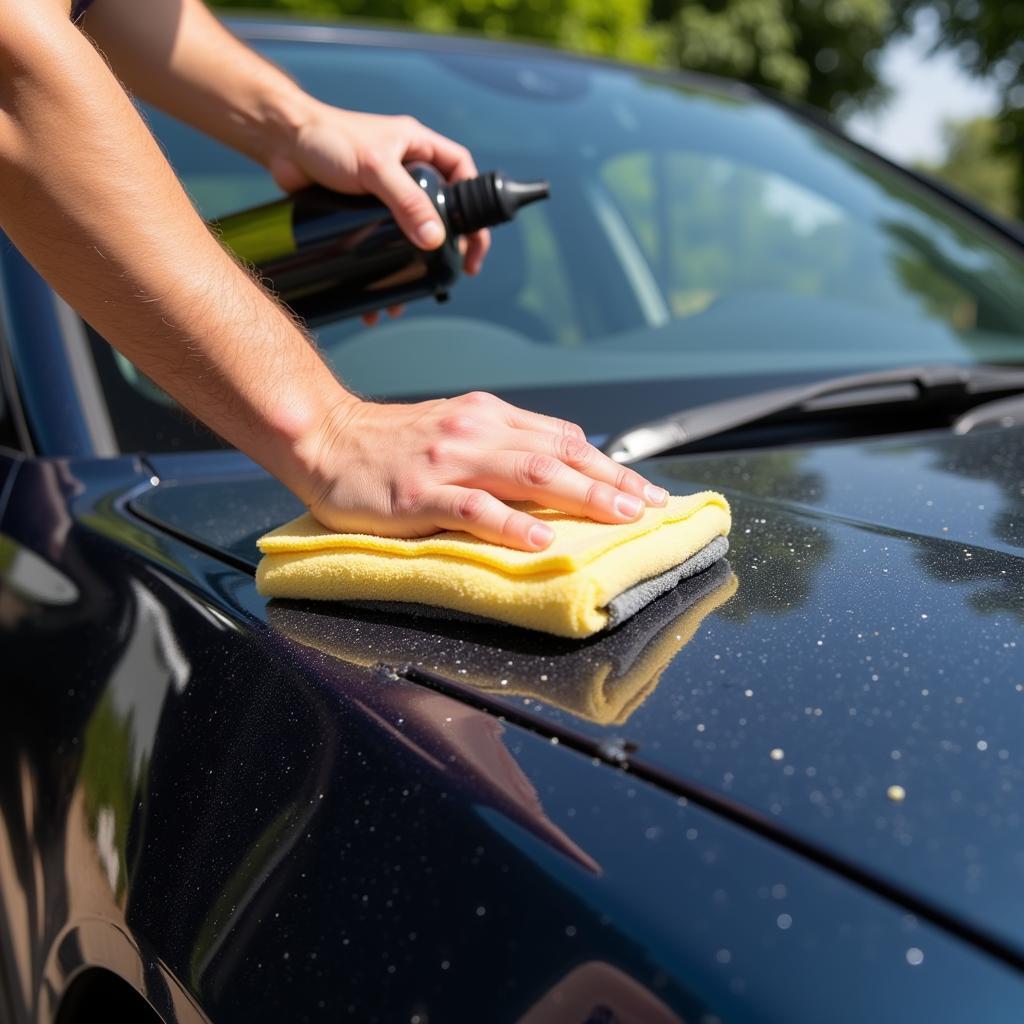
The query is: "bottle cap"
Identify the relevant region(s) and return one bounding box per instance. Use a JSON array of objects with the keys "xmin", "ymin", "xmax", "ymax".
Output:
[{"xmin": 447, "ymin": 171, "xmax": 550, "ymax": 235}]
